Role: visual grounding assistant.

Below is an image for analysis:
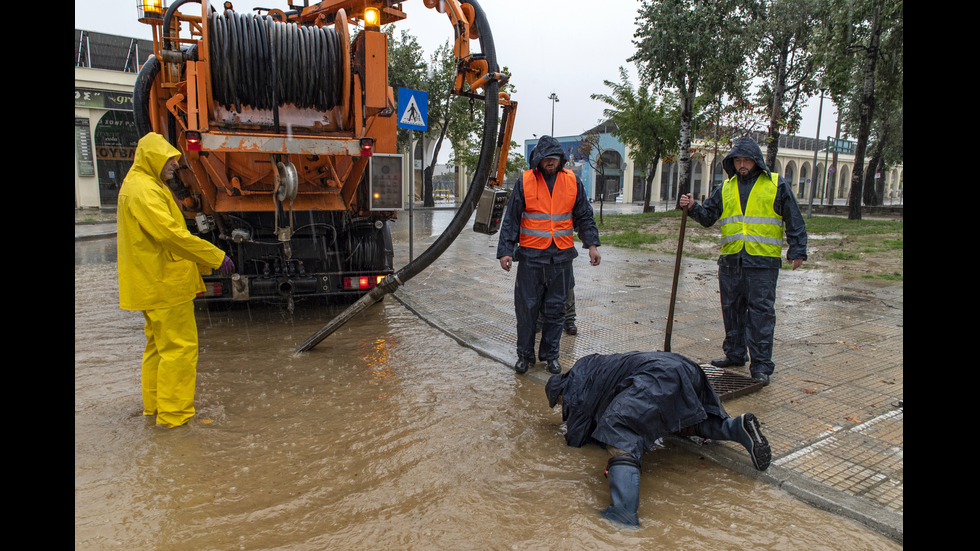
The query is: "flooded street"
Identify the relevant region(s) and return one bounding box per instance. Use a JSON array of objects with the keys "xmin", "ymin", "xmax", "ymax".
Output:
[{"xmin": 76, "ymin": 212, "xmax": 900, "ymax": 550}]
